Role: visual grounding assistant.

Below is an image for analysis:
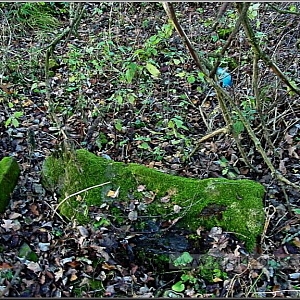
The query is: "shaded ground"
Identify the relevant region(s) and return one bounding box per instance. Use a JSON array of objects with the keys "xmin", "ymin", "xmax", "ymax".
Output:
[{"xmin": 1, "ymin": 2, "xmax": 300, "ymax": 297}]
